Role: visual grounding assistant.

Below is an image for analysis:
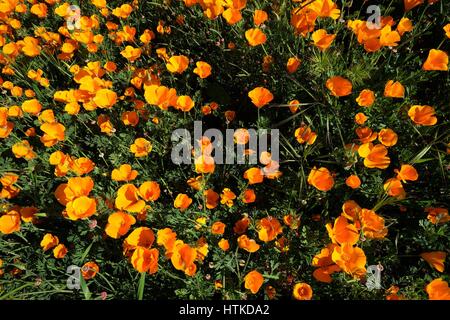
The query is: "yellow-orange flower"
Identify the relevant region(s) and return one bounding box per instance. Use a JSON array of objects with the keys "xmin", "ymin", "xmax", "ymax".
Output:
[
  {"xmin": 53, "ymin": 244, "xmax": 68, "ymax": 259},
  {"xmin": 345, "ymin": 175, "xmax": 361, "ymax": 189},
  {"xmin": 356, "ymin": 89, "xmax": 375, "ymax": 107},
  {"xmin": 359, "ymin": 209, "xmax": 388, "ymax": 239},
  {"xmin": 174, "ymin": 193, "xmax": 192, "ymax": 211},
  {"xmin": 293, "ymin": 283, "xmax": 313, "ymax": 300},
  {"xmin": 243, "ymin": 167, "xmax": 264, "ymax": 184},
  {"xmin": 257, "ymin": 217, "xmax": 283, "ymax": 242},
  {"xmin": 40, "ymin": 233, "xmax": 59, "ymax": 251},
  {"xmin": 138, "ymin": 181, "xmax": 160, "ymax": 202},
  {"xmin": 131, "ymin": 247, "xmax": 159, "ymax": 274},
  {"xmin": 378, "ymin": 128, "xmax": 398, "ymax": 147},
  {"xmin": 115, "ymin": 184, "xmax": 146, "ymax": 213},
  {"xmin": 286, "ymin": 57, "xmax": 301, "ymax": 74},
  {"xmin": 408, "ymin": 105, "xmax": 437, "ymax": 126},
  {"xmin": 211, "ymin": 221, "xmax": 226, "ymax": 235},
  {"xmin": 81, "ymin": 261, "xmax": 99, "ymax": 280},
  {"xmin": 245, "ymin": 28, "xmax": 267, "ymax": 46},
  {"xmin": 237, "ymin": 234, "xmax": 260, "ymax": 253},
  {"xmin": 331, "ymin": 243, "xmax": 366, "ymax": 278},
  {"xmin": 248, "ymin": 87, "xmax": 273, "ymax": 108},
  {"xmin": 307, "ymin": 167, "xmax": 334, "ymax": 191},
  {"xmin": 420, "ymin": 251, "xmax": 446, "ymax": 273},
  {"xmin": 384, "ymin": 80, "xmax": 405, "ymax": 98},
  {"xmin": 312, "ymin": 29, "xmax": 335, "ymax": 51},
  {"xmin": 0, "ymin": 210, "xmax": 21, "ymax": 234},
  {"xmin": 105, "ymin": 211, "xmax": 136, "ymax": 239},
  {"xmin": 244, "ymin": 270, "xmax": 264, "ymax": 294},
  {"xmin": 130, "ymin": 138, "xmax": 152, "ymax": 157},
  {"xmin": 295, "ymin": 125, "xmax": 317, "ymax": 145},
  {"xmin": 358, "ymin": 143, "xmax": 391, "ymax": 169},
  {"xmin": 422, "ymin": 49, "xmax": 448, "ymax": 71},
  {"xmin": 425, "ymin": 279, "xmax": 450, "ymax": 300},
  {"xmin": 193, "ymin": 61, "xmax": 212, "ymax": 78},
  {"xmin": 166, "ymin": 55, "xmax": 189, "ymax": 74},
  {"xmin": 111, "ymin": 164, "xmax": 138, "ymax": 181},
  {"xmin": 326, "ymin": 76, "xmax": 352, "ymax": 97},
  {"xmin": 120, "ymin": 46, "xmax": 142, "ymax": 62}
]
